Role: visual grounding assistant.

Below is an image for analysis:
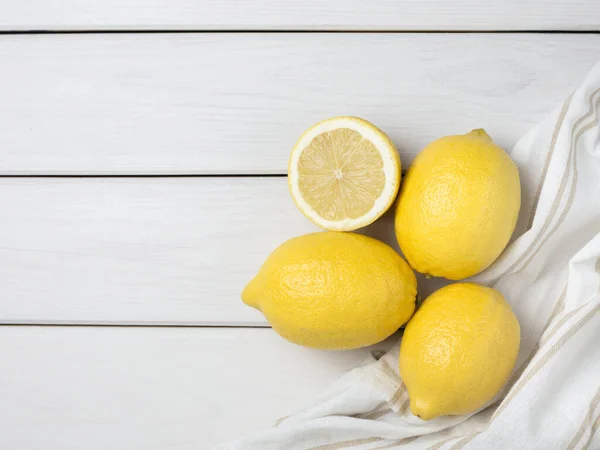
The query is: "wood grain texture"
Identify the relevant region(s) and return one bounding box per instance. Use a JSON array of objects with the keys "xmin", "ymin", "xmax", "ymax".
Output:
[
  {"xmin": 0, "ymin": 0, "xmax": 599, "ymax": 31},
  {"xmin": 0, "ymin": 326, "xmax": 395, "ymax": 449},
  {"xmin": 0, "ymin": 177, "xmax": 313, "ymax": 325},
  {"xmin": 0, "ymin": 33, "xmax": 597, "ymax": 174}
]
